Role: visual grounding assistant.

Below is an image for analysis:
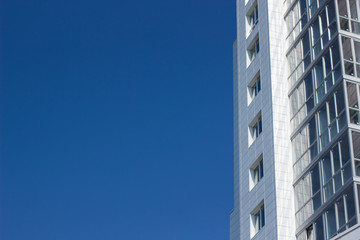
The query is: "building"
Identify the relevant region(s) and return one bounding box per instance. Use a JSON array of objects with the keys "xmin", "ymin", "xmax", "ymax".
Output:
[{"xmin": 230, "ymin": 0, "xmax": 360, "ymax": 239}]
